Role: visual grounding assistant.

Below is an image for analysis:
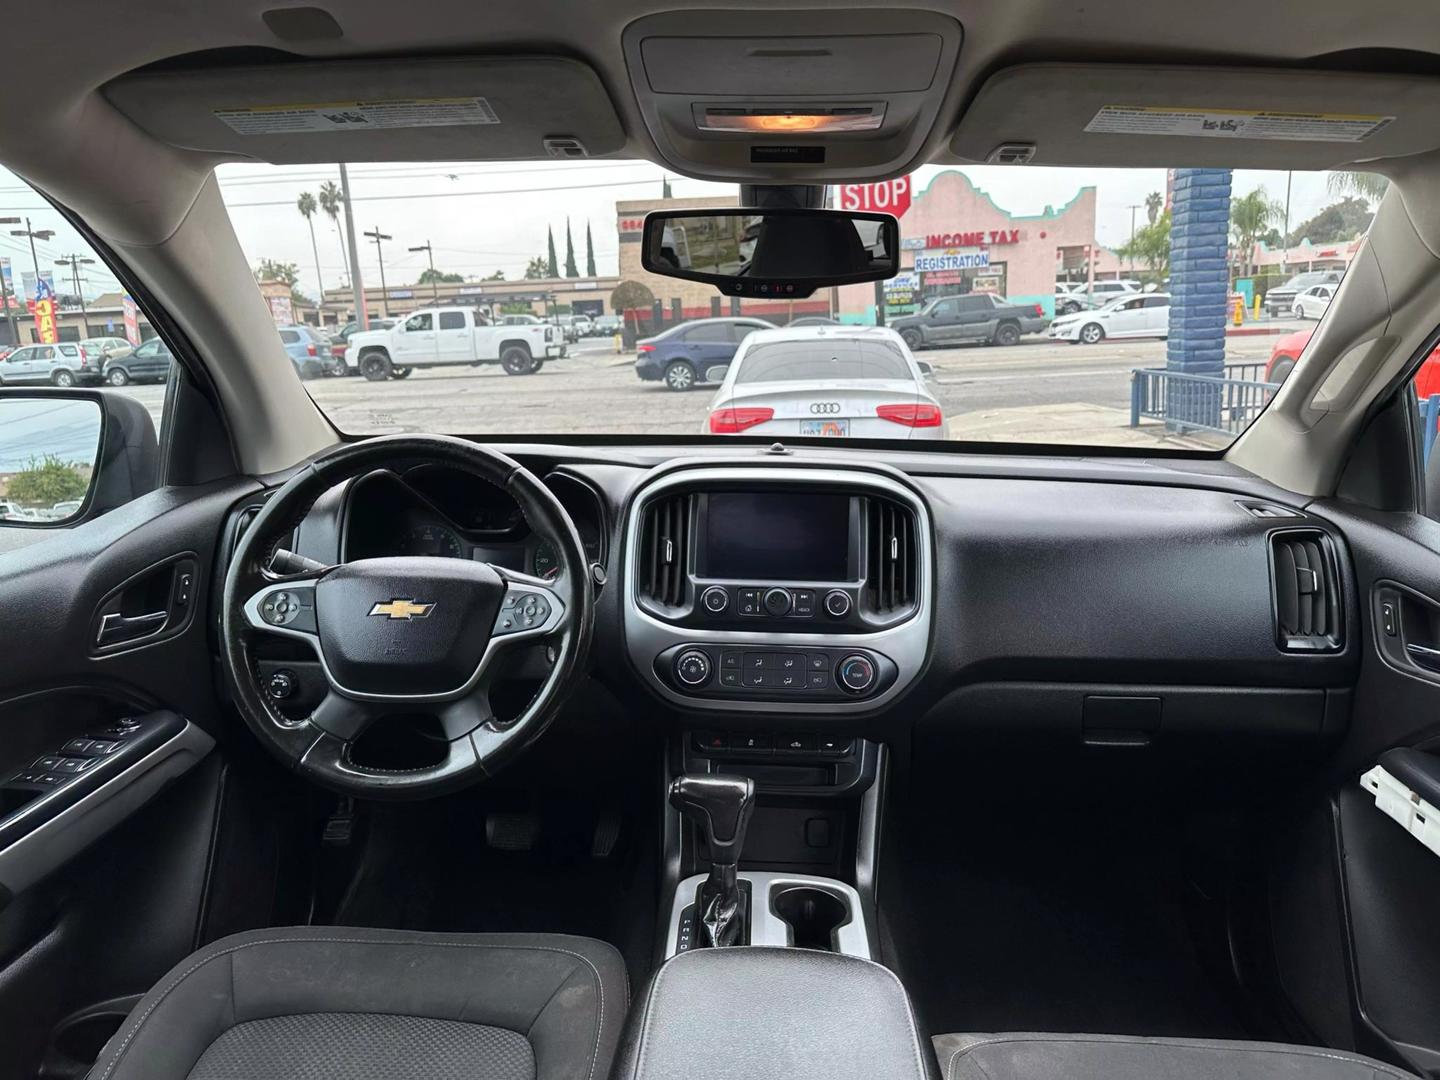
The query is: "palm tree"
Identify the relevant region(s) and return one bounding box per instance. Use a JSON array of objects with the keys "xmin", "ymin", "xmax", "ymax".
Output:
[
  {"xmin": 1145, "ymin": 191, "xmax": 1163, "ymax": 226},
  {"xmin": 296, "ymin": 191, "xmax": 324, "ymax": 307},
  {"xmin": 1327, "ymin": 170, "xmax": 1389, "ymax": 205},
  {"xmin": 1230, "ymin": 188, "xmax": 1284, "ymax": 278},
  {"xmin": 318, "ymin": 180, "xmax": 348, "ymax": 286}
]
